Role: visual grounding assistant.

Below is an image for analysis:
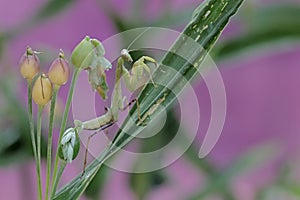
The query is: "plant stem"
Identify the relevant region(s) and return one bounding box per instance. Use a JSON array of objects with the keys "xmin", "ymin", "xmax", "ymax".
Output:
[
  {"xmin": 51, "ymin": 161, "xmax": 66, "ymax": 198},
  {"xmin": 50, "ymin": 68, "xmax": 80, "ymax": 198},
  {"xmin": 37, "ymin": 105, "xmax": 44, "ymax": 200},
  {"xmin": 27, "ymin": 80, "xmax": 38, "ymax": 161},
  {"xmin": 27, "ymin": 80, "xmax": 41, "ymax": 200},
  {"xmin": 45, "ymin": 86, "xmax": 59, "ymax": 200}
]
